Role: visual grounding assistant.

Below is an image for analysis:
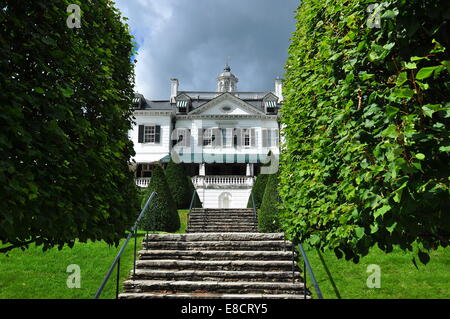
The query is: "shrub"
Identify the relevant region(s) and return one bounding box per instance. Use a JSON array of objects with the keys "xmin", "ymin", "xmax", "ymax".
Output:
[
  {"xmin": 280, "ymin": 0, "xmax": 450, "ymax": 263},
  {"xmin": 247, "ymin": 174, "xmax": 269, "ymax": 209},
  {"xmin": 259, "ymin": 173, "xmax": 281, "ymax": 233},
  {"xmin": 140, "ymin": 166, "xmax": 180, "ymax": 232},
  {"xmin": 165, "ymin": 161, "xmax": 191, "ymax": 209}
]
